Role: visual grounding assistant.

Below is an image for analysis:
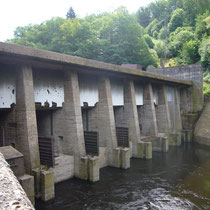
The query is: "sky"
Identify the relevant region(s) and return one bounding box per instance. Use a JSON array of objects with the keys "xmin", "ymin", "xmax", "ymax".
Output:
[{"xmin": 0, "ymin": 0, "xmax": 154, "ymax": 42}]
